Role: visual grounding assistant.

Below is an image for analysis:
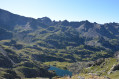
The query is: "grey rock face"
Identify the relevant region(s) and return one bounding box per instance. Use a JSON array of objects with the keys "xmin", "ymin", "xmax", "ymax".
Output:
[
  {"xmin": 108, "ymin": 64, "xmax": 119, "ymax": 74},
  {"xmin": 114, "ymin": 51, "xmax": 119, "ymax": 58}
]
